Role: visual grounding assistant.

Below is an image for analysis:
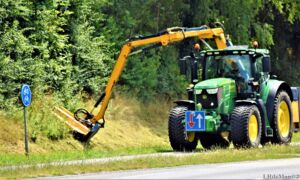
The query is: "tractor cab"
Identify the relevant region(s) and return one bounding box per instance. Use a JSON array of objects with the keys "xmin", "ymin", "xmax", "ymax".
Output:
[
  {"xmin": 202, "ymin": 48, "xmax": 270, "ymax": 95},
  {"xmin": 180, "ymin": 46, "xmax": 271, "ymax": 100}
]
